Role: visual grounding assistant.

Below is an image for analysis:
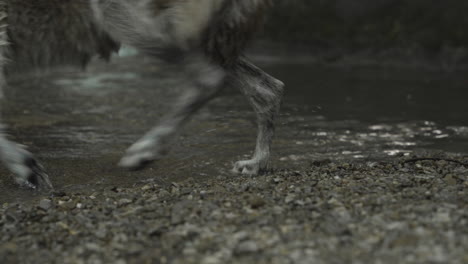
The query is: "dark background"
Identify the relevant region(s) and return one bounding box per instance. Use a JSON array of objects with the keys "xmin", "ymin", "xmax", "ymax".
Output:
[
  {"xmin": 261, "ymin": 0, "xmax": 468, "ymax": 67},
  {"xmin": 252, "ymin": 0, "xmax": 468, "ymax": 132}
]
